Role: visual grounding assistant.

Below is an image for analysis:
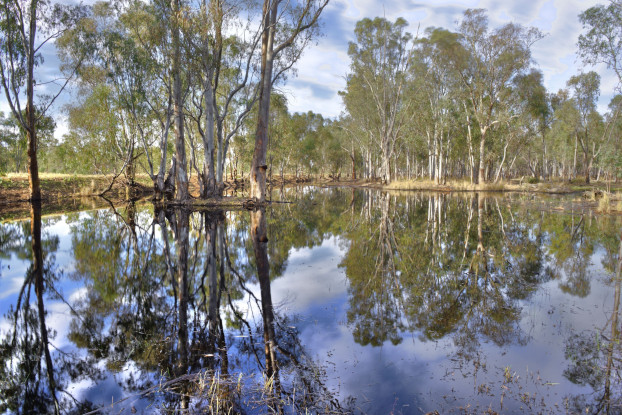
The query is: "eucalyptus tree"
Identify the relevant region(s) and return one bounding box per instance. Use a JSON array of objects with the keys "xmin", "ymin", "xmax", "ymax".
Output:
[
  {"xmin": 579, "ymin": 1, "xmax": 622, "ymax": 89},
  {"xmin": 453, "ymin": 9, "xmax": 542, "ymax": 184},
  {"xmin": 119, "ymin": 0, "xmax": 177, "ymax": 199},
  {"xmin": 170, "ymin": 0, "xmax": 188, "ymax": 202},
  {"xmin": 567, "ymin": 72, "xmax": 604, "ymax": 183},
  {"xmin": 266, "ymin": 93, "xmax": 293, "ymax": 181},
  {"xmin": 249, "ymin": 0, "xmax": 330, "ymax": 203},
  {"xmin": 339, "ymin": 83, "xmax": 377, "ymax": 179},
  {"xmin": 602, "ymin": 95, "xmax": 622, "ymax": 180},
  {"xmin": 0, "ymin": 0, "xmax": 88, "ymax": 200},
  {"xmin": 414, "ymin": 27, "xmax": 463, "ymax": 184},
  {"xmin": 0, "ymin": 111, "xmax": 51, "ymax": 173},
  {"xmin": 512, "ymin": 69, "xmax": 551, "ymax": 180},
  {"xmin": 185, "ymin": 0, "xmax": 260, "ymax": 198},
  {"xmin": 316, "ymin": 119, "xmax": 346, "ymax": 178},
  {"xmin": 0, "ymin": 112, "xmax": 18, "ymax": 173},
  {"xmin": 548, "ymin": 89, "xmax": 582, "ymax": 180},
  {"xmin": 63, "ymin": 83, "xmax": 125, "ymax": 175},
  {"xmin": 342, "ymin": 17, "xmax": 414, "ymax": 184},
  {"xmin": 57, "ymin": 0, "xmax": 174, "ymax": 194}
]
